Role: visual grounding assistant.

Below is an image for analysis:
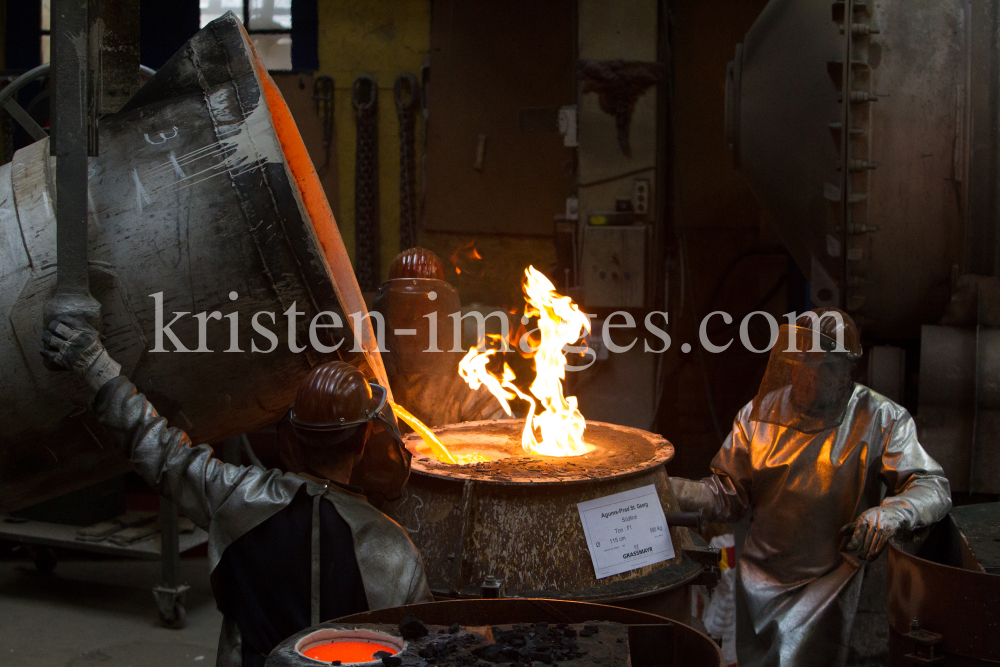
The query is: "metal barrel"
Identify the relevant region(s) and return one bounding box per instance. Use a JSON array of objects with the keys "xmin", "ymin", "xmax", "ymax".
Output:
[
  {"xmin": 264, "ymin": 599, "xmax": 723, "ymax": 667},
  {"xmin": 888, "ymin": 514, "xmax": 1000, "ymax": 665}
]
